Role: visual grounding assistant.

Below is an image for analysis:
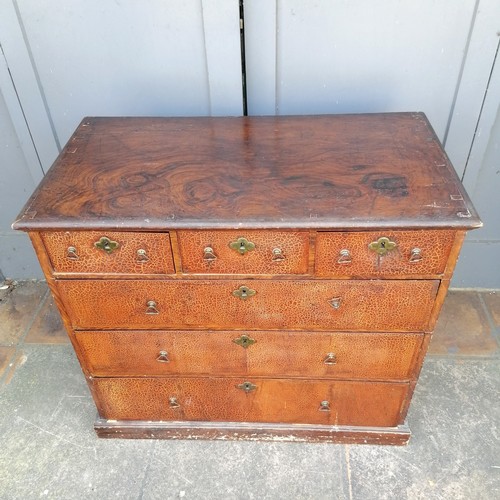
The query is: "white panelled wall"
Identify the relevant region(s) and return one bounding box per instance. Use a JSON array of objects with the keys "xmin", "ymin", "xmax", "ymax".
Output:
[{"xmin": 1, "ymin": 0, "xmax": 499, "ymax": 286}]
